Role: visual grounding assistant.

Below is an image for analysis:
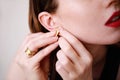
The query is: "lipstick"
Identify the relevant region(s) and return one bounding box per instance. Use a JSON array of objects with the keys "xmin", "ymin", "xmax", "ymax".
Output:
[{"xmin": 105, "ymin": 10, "xmax": 120, "ymax": 28}]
